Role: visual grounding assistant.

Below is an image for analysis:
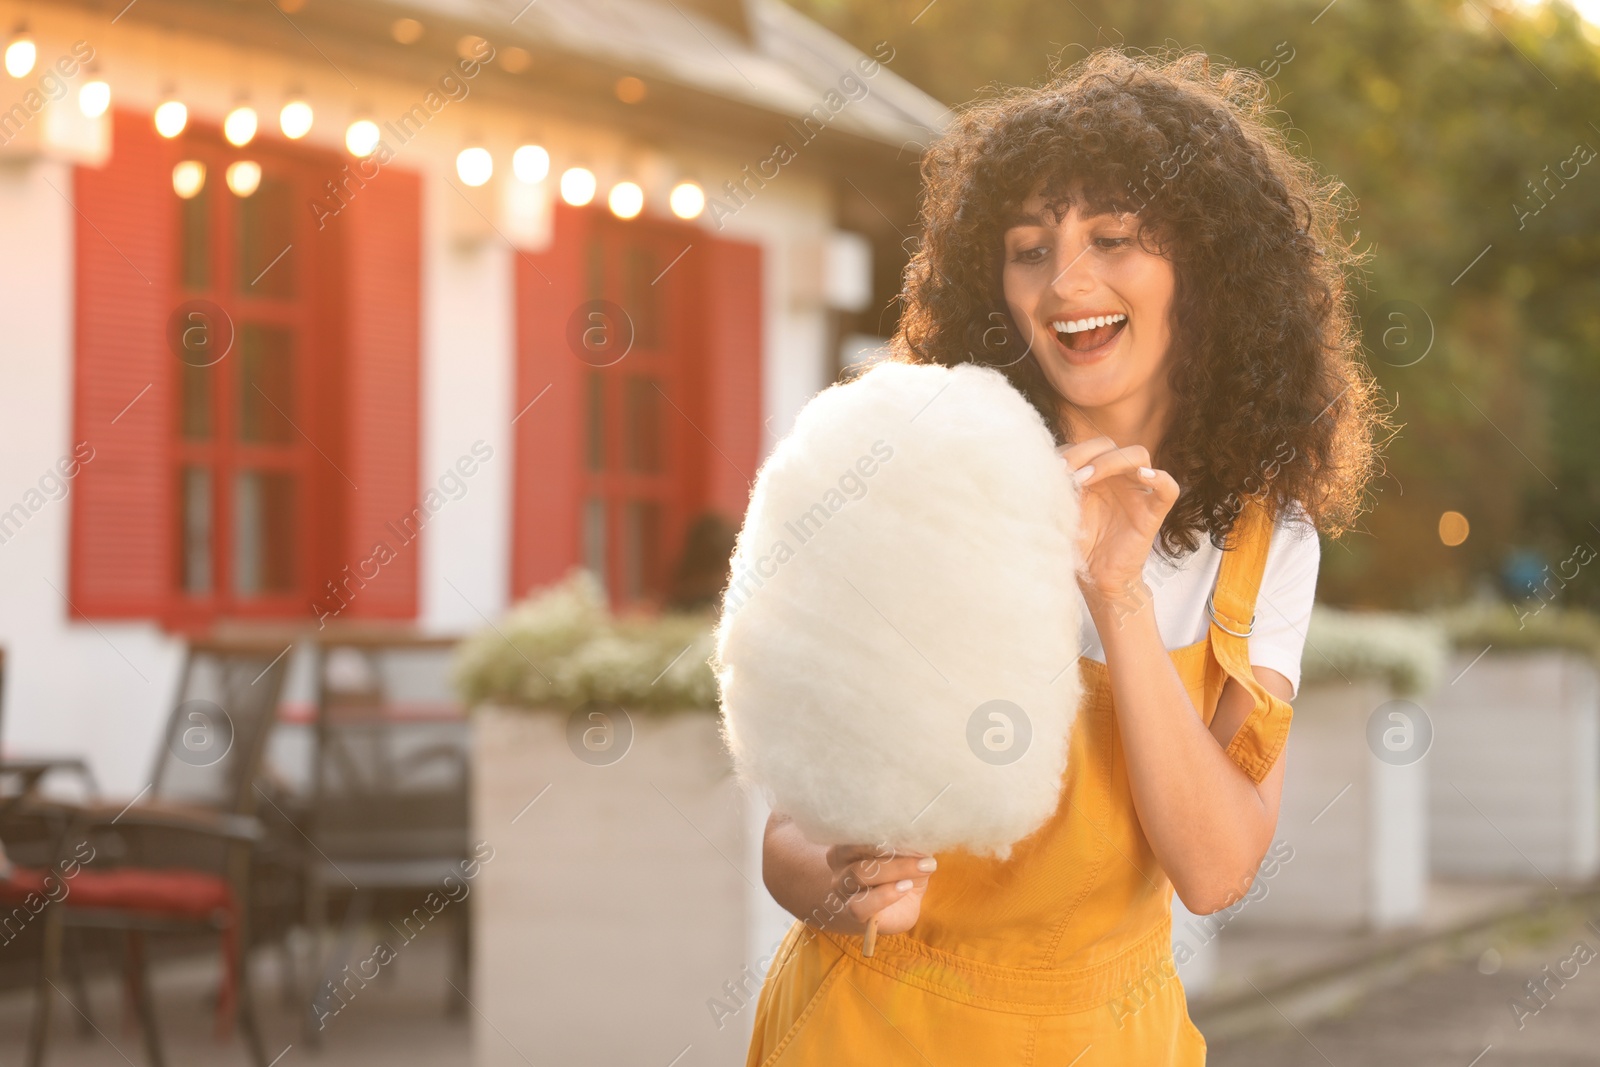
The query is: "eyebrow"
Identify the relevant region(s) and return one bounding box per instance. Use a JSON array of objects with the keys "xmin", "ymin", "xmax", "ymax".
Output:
[
  {"xmin": 998, "ymin": 209, "xmax": 1049, "ymax": 231},
  {"xmin": 1002, "ymin": 210, "xmax": 1049, "ymax": 230},
  {"xmin": 1001, "ymin": 207, "xmax": 1136, "ymax": 233}
]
